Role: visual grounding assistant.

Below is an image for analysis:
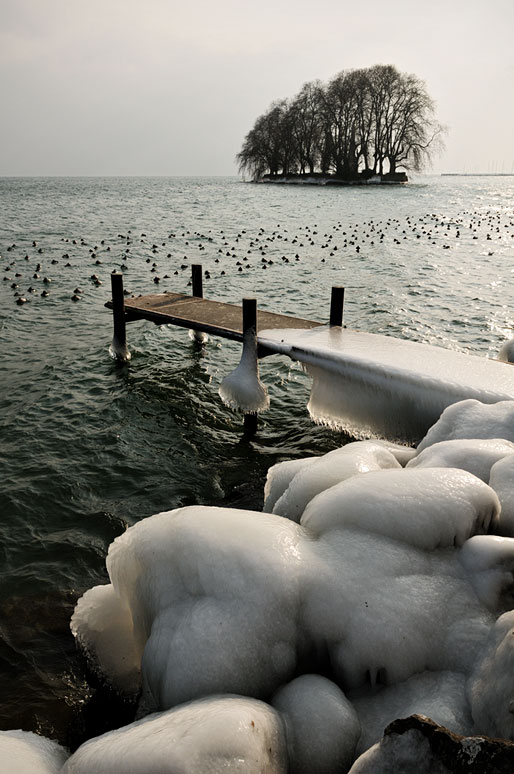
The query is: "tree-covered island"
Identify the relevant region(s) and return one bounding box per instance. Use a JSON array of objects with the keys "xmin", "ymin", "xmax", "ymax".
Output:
[{"xmin": 237, "ymin": 65, "xmax": 445, "ymax": 184}]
